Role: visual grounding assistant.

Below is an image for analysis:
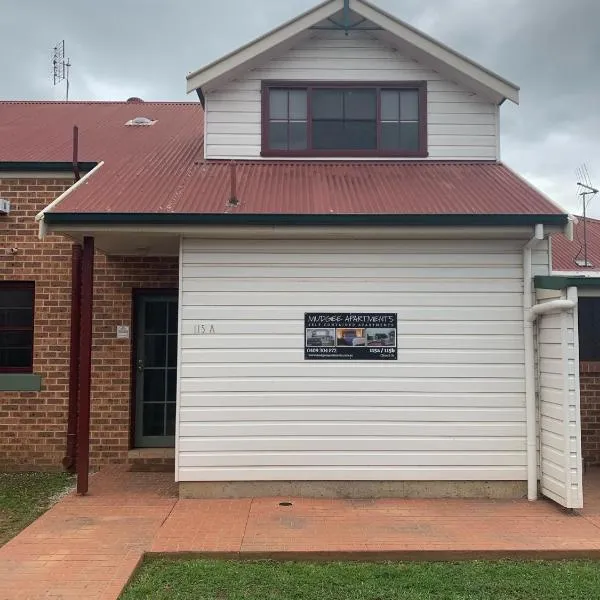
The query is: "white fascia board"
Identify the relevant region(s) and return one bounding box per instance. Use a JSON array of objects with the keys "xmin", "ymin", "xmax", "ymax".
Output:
[
  {"xmin": 354, "ymin": 0, "xmax": 519, "ymax": 105},
  {"xmin": 186, "ymin": 0, "xmax": 341, "ymax": 94}
]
